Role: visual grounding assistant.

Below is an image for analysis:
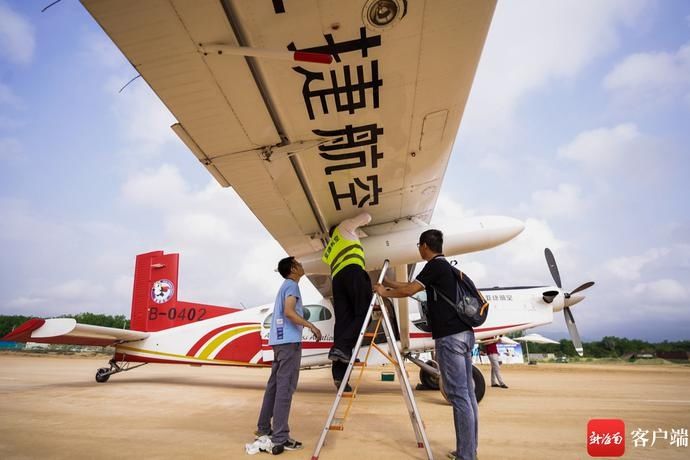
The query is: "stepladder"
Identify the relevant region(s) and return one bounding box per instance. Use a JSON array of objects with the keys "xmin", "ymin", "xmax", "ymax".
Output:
[{"xmin": 311, "ymin": 259, "xmax": 433, "ymax": 460}]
